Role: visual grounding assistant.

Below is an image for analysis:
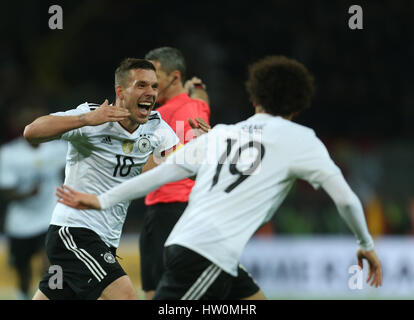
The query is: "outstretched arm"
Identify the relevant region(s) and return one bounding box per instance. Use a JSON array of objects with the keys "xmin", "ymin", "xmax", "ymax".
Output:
[
  {"xmin": 322, "ymin": 174, "xmax": 382, "ymax": 287},
  {"xmin": 23, "ymin": 100, "xmax": 130, "ymax": 144},
  {"xmin": 56, "ymin": 162, "xmax": 193, "ymax": 210}
]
